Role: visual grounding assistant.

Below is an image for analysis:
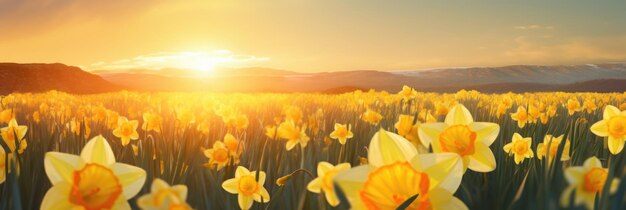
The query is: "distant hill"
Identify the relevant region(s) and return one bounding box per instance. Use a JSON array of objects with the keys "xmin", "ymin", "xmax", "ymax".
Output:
[
  {"xmin": 0, "ymin": 63, "xmax": 624, "ymax": 94},
  {"xmin": 97, "ymin": 63, "xmax": 626, "ymax": 93},
  {"xmin": 0, "ymin": 63, "xmax": 121, "ymax": 94}
]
